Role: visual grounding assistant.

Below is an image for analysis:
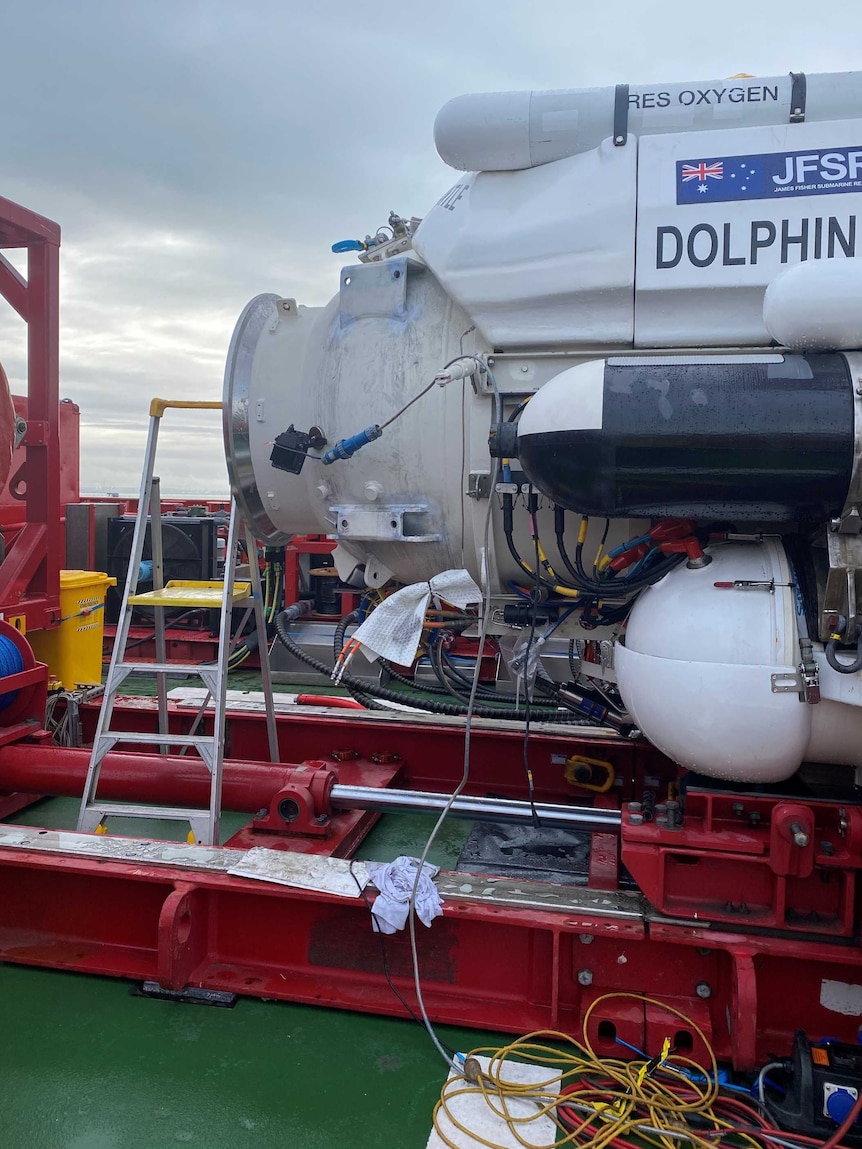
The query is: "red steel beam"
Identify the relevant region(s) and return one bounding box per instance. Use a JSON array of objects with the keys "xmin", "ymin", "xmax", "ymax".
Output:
[
  {"xmin": 0, "ymin": 838, "xmax": 859, "ymax": 1069},
  {"xmin": 22, "ymin": 239, "xmax": 61, "ymax": 622},
  {"xmin": 82, "ymin": 698, "xmax": 678, "ymax": 804},
  {"xmin": 0, "ymin": 195, "xmax": 60, "ymax": 247},
  {"xmin": 7, "ymin": 711, "xmax": 862, "ymax": 1065},
  {"xmin": 0, "ymin": 254, "xmax": 28, "ymax": 320}
]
